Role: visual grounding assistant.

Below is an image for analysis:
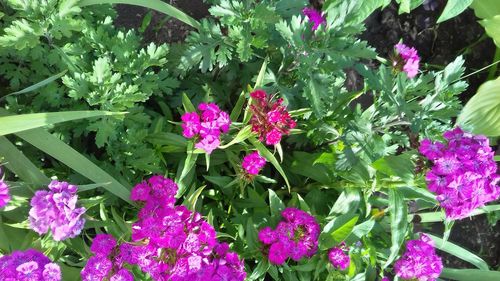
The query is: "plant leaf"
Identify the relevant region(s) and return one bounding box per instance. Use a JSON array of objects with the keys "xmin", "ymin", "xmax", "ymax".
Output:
[
  {"xmin": 426, "ymin": 233, "xmax": 488, "ymax": 270},
  {"xmin": 384, "ymin": 188, "xmax": 408, "ymax": 268},
  {"xmin": 441, "ymin": 268, "xmax": 500, "ymax": 280},
  {"xmin": 437, "ymin": 0, "xmax": 474, "ymax": 23},
  {"xmin": 249, "ymin": 137, "xmax": 291, "ymax": 191}
]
